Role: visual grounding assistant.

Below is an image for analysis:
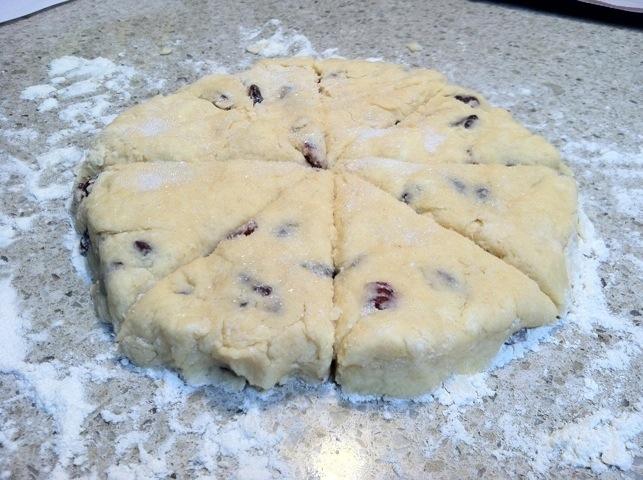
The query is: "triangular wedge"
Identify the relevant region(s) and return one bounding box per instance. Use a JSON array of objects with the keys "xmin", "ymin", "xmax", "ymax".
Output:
[
  {"xmin": 334, "ymin": 174, "xmax": 558, "ymax": 397},
  {"xmin": 86, "ymin": 59, "xmax": 327, "ymax": 174},
  {"xmin": 335, "ymin": 82, "xmax": 568, "ymax": 173},
  {"xmin": 76, "ymin": 160, "xmax": 310, "ymax": 325},
  {"xmin": 344, "ymin": 158, "xmax": 577, "ymax": 307},
  {"xmin": 118, "ymin": 171, "xmax": 336, "ymax": 389}
]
